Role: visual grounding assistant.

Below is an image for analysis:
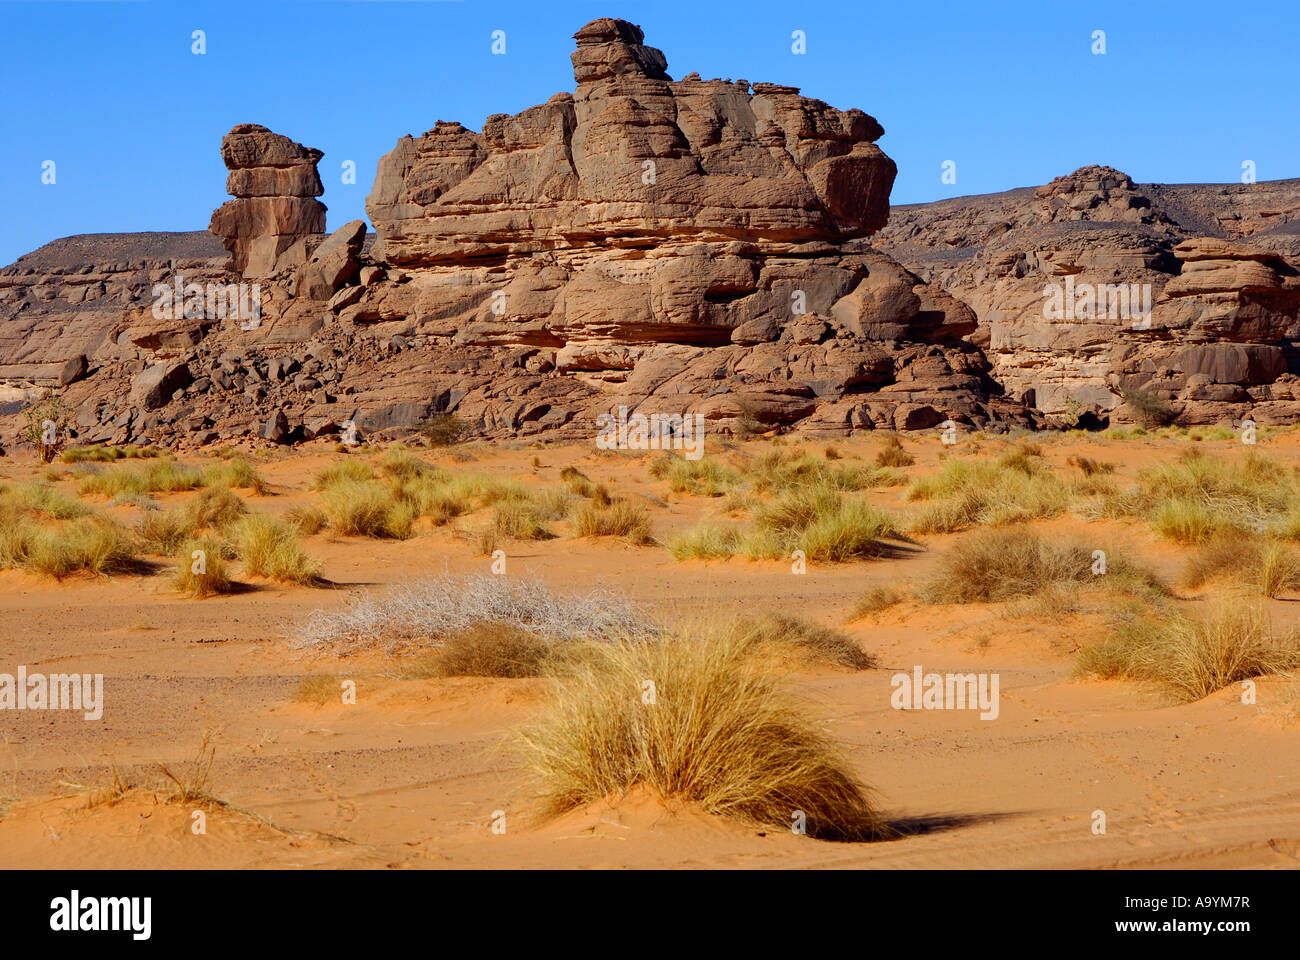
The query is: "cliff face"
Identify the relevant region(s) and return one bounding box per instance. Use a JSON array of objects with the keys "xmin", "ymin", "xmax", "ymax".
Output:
[
  {"xmin": 0, "ymin": 16, "xmax": 1030, "ymax": 448},
  {"xmin": 876, "ymin": 166, "xmax": 1300, "ymax": 423},
  {"xmin": 4, "ymin": 19, "xmax": 1299, "ymax": 449},
  {"xmin": 337, "ymin": 16, "xmax": 1023, "ymax": 439}
]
